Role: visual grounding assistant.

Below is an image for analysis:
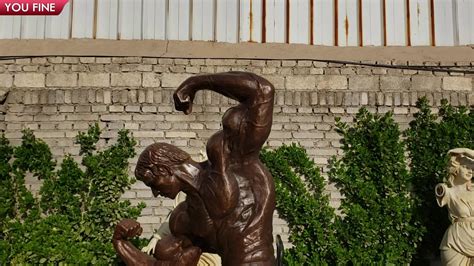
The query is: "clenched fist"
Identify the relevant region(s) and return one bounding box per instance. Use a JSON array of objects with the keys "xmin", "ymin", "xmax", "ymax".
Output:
[{"xmin": 113, "ymin": 219, "xmax": 143, "ymax": 240}]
